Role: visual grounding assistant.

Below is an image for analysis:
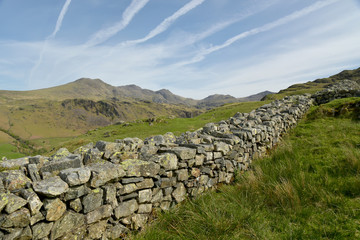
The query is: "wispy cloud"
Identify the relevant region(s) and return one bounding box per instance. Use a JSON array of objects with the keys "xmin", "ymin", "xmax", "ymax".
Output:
[
  {"xmin": 28, "ymin": 0, "xmax": 72, "ymax": 85},
  {"xmin": 177, "ymin": 0, "xmax": 340, "ymax": 66},
  {"xmin": 123, "ymin": 0, "xmax": 206, "ymax": 46},
  {"xmin": 84, "ymin": 0, "xmax": 149, "ymax": 47}
]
